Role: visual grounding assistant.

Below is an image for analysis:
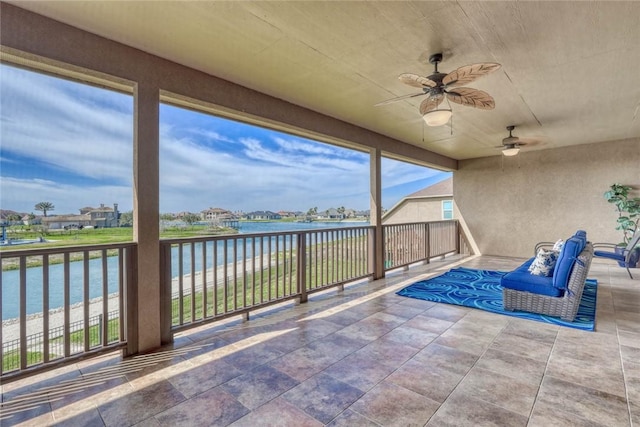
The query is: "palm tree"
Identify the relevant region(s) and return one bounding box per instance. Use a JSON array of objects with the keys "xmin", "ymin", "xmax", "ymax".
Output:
[{"xmin": 35, "ymin": 201, "xmax": 55, "ymax": 217}]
